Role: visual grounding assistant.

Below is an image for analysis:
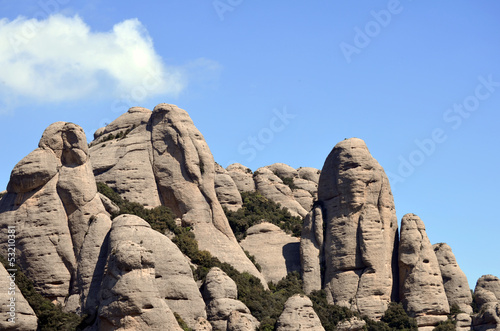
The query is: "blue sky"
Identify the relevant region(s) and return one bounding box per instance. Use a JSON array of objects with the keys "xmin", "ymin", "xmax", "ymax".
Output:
[{"xmin": 0, "ymin": 0, "xmax": 499, "ymax": 289}]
